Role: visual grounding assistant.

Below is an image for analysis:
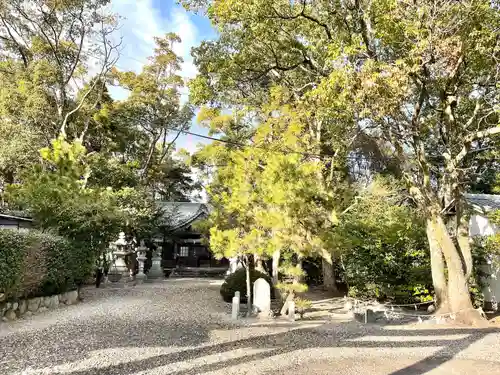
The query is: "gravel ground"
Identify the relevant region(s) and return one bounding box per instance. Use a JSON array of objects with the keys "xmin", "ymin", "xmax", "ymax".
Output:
[{"xmin": 1, "ymin": 278, "xmax": 500, "ymax": 375}]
